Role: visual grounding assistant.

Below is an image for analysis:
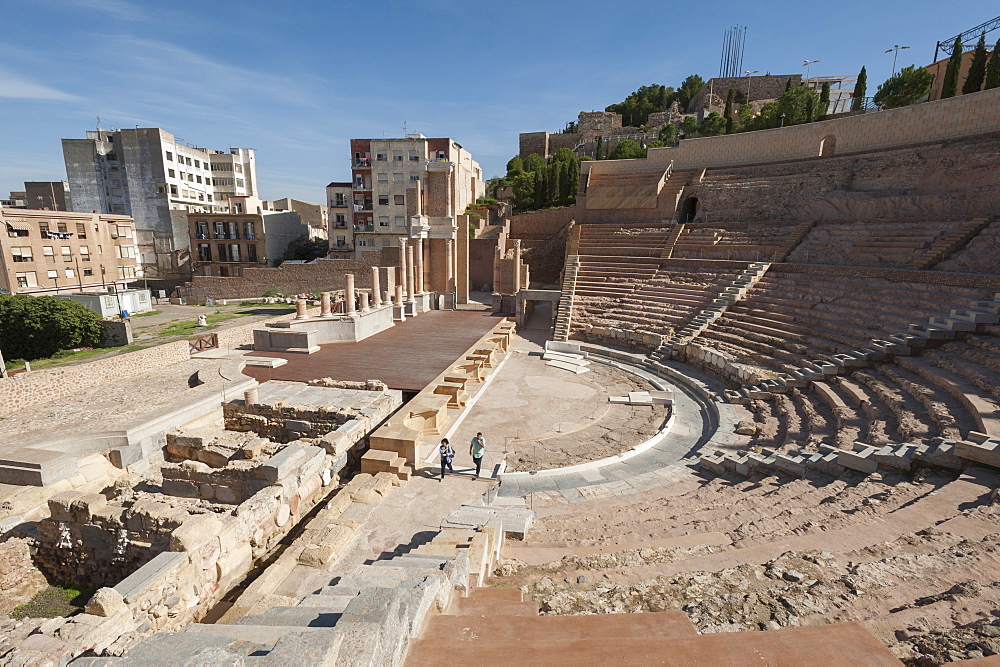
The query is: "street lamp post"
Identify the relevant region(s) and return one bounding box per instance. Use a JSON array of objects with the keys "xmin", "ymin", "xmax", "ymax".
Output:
[
  {"xmin": 802, "ymin": 59, "xmax": 821, "ymax": 84},
  {"xmin": 780, "ymin": 113, "xmax": 786, "ymax": 128},
  {"xmin": 745, "ymin": 70, "xmax": 760, "ymax": 101},
  {"xmin": 884, "ymin": 45, "xmax": 910, "ymax": 76}
]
